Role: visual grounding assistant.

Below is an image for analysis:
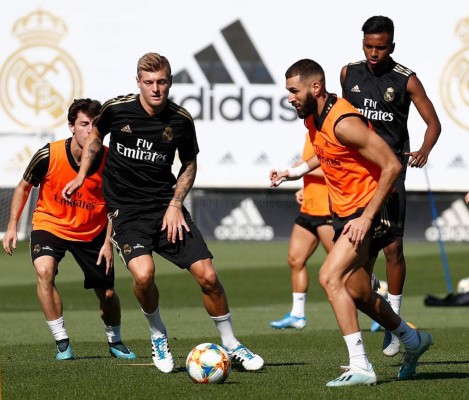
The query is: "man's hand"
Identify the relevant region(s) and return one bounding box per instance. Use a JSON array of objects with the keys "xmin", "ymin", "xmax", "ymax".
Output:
[
  {"xmin": 97, "ymin": 241, "xmax": 113, "ymax": 275},
  {"xmin": 269, "ymin": 169, "xmax": 288, "ymax": 187},
  {"xmin": 161, "ymin": 205, "xmax": 190, "ymax": 243},
  {"xmin": 2, "ymin": 229, "xmax": 17, "ymax": 256},
  {"xmin": 406, "ymin": 147, "xmax": 430, "ymax": 168},
  {"xmin": 342, "ymin": 215, "xmax": 372, "ymax": 250},
  {"xmin": 62, "ymin": 176, "xmax": 85, "ymax": 199},
  {"xmin": 295, "ymin": 189, "xmax": 304, "ymax": 205}
]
